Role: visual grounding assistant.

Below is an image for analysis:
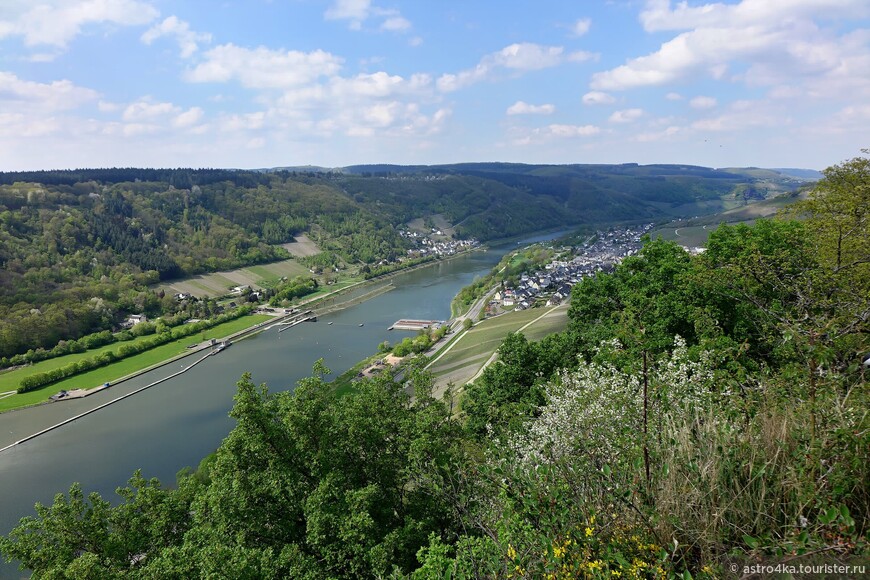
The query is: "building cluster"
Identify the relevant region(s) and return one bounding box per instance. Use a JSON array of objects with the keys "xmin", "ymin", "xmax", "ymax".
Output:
[
  {"xmin": 492, "ymin": 223, "xmax": 655, "ymax": 311},
  {"xmin": 400, "ymin": 229, "xmax": 480, "ymax": 258}
]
